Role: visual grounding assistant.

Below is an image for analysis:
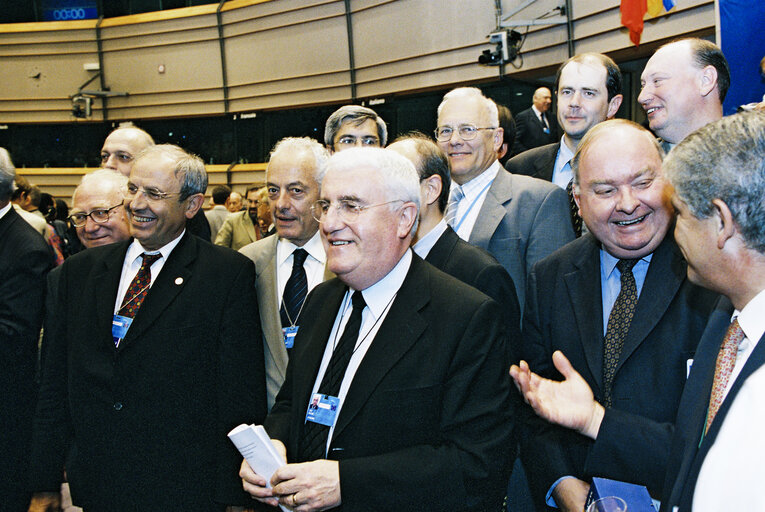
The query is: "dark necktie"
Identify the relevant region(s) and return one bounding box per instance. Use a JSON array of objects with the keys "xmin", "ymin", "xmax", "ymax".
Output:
[
  {"xmin": 602, "ymin": 259, "xmax": 638, "ymax": 407},
  {"xmin": 565, "ymin": 179, "xmax": 583, "ymax": 237},
  {"xmin": 540, "ymin": 113, "xmax": 549, "ymax": 133},
  {"xmin": 705, "ymin": 318, "xmax": 745, "ymax": 434},
  {"xmin": 280, "ymin": 248, "xmax": 309, "ymax": 328},
  {"xmin": 298, "ymin": 291, "xmax": 367, "ymax": 461},
  {"xmin": 116, "ymin": 253, "xmax": 161, "ymax": 347}
]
